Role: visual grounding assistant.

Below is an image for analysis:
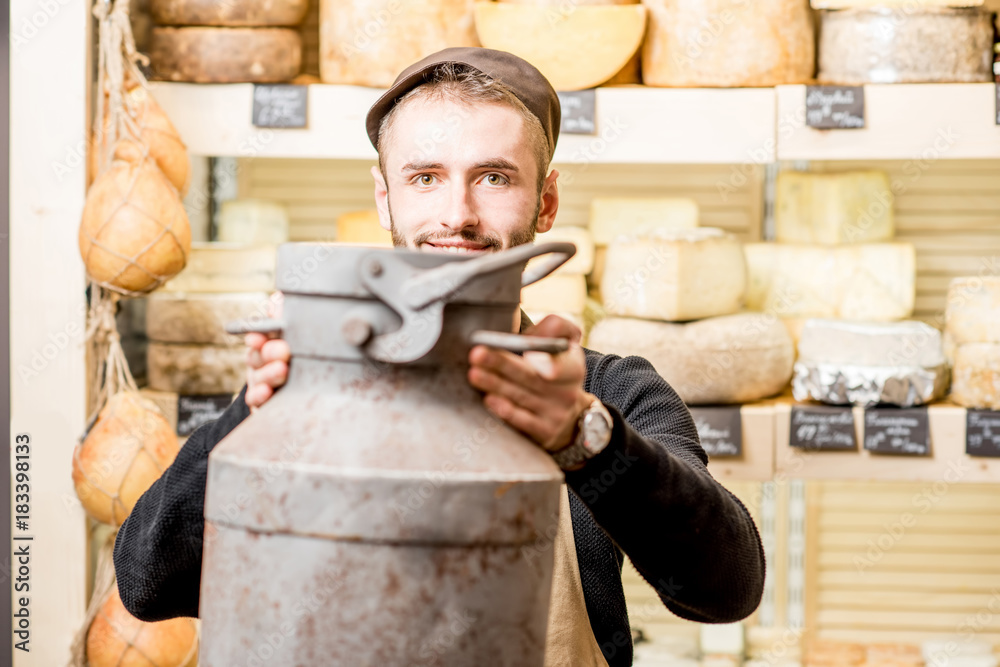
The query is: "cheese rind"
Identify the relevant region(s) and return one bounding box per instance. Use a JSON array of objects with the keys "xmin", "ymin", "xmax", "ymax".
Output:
[
  {"xmin": 147, "ymin": 342, "xmax": 246, "ymax": 395},
  {"xmin": 163, "ymin": 243, "xmax": 277, "ymax": 293},
  {"xmin": 775, "ymin": 170, "xmax": 895, "ymax": 244},
  {"xmin": 146, "ymin": 292, "xmax": 272, "ymax": 344},
  {"xmin": 522, "ymin": 274, "xmax": 588, "ymax": 315},
  {"xmin": 218, "ymin": 200, "xmax": 289, "ymax": 245},
  {"xmin": 531, "ymin": 227, "xmax": 595, "ymax": 275},
  {"xmin": 602, "ymin": 228, "xmax": 746, "ymax": 321},
  {"xmin": 149, "ymin": 0, "xmax": 309, "ymax": 26},
  {"xmin": 951, "ymin": 343, "xmax": 1000, "ymax": 409},
  {"xmin": 589, "ymin": 197, "xmax": 699, "ymax": 246},
  {"xmin": 150, "ymin": 27, "xmax": 302, "ymax": 83},
  {"xmin": 587, "ymin": 313, "xmax": 795, "ymax": 405},
  {"xmin": 798, "ymin": 319, "xmax": 946, "ymax": 367},
  {"xmin": 945, "ymin": 276, "xmax": 1000, "ymax": 345},
  {"xmin": 744, "ymin": 242, "xmax": 915, "ymax": 321},
  {"xmin": 336, "ymin": 210, "xmax": 392, "ymax": 246}
]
